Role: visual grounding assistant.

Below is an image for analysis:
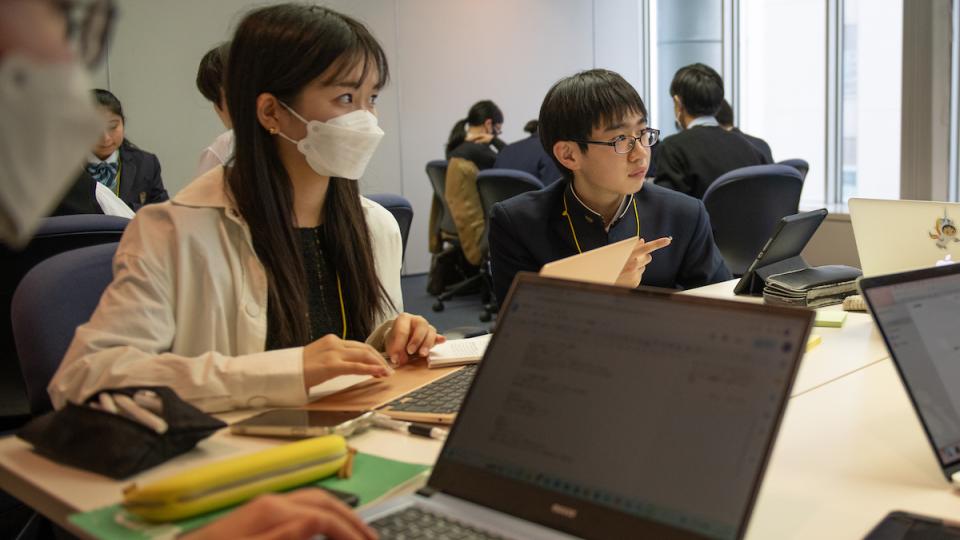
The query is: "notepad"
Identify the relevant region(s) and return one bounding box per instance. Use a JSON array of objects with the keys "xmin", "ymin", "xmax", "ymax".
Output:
[
  {"xmin": 539, "ymin": 237, "xmax": 639, "ymax": 285},
  {"xmin": 814, "ymin": 311, "xmax": 848, "ymax": 328},
  {"xmin": 806, "ymin": 334, "xmax": 823, "ymax": 352},
  {"xmin": 427, "ymin": 333, "xmax": 492, "ymax": 368}
]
